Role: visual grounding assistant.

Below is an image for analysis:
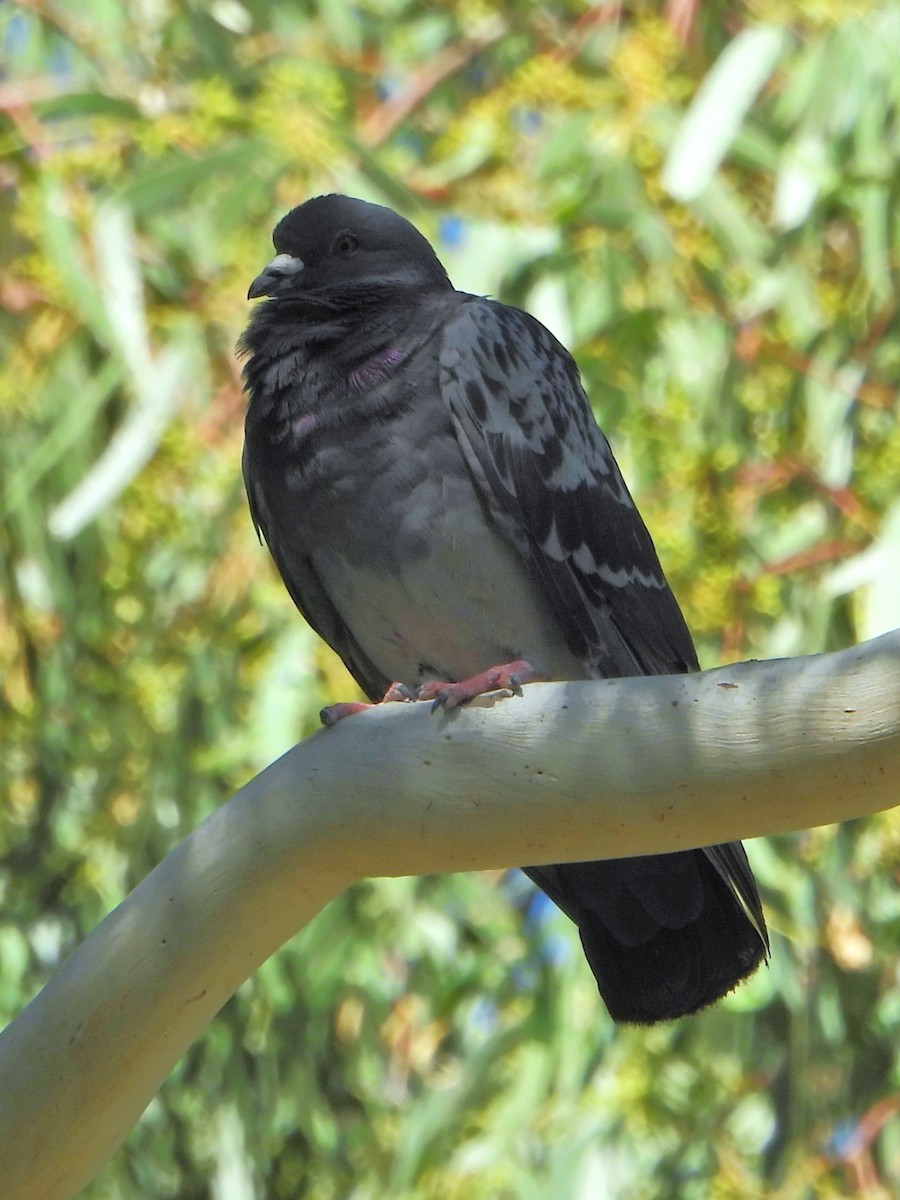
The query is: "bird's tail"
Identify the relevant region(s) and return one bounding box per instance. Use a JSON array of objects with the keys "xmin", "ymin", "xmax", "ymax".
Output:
[{"xmin": 524, "ymin": 844, "xmax": 768, "ymax": 1024}]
